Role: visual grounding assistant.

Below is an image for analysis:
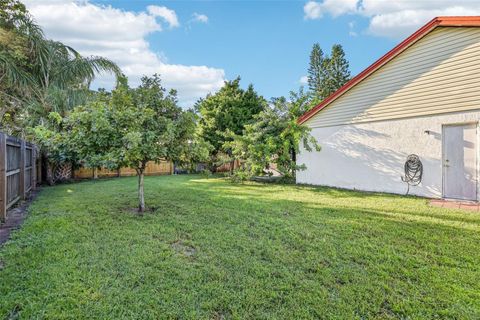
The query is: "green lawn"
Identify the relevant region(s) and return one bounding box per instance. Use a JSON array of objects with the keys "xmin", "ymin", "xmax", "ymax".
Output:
[{"xmin": 1, "ymin": 175, "xmax": 479, "ymax": 319}]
